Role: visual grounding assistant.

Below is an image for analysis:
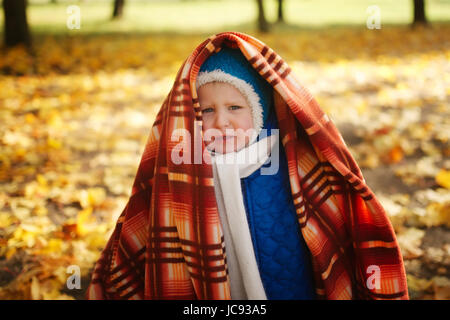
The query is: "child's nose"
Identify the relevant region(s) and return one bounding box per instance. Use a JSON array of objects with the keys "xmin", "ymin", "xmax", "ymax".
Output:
[{"xmin": 214, "ymin": 109, "xmax": 231, "ymax": 129}]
